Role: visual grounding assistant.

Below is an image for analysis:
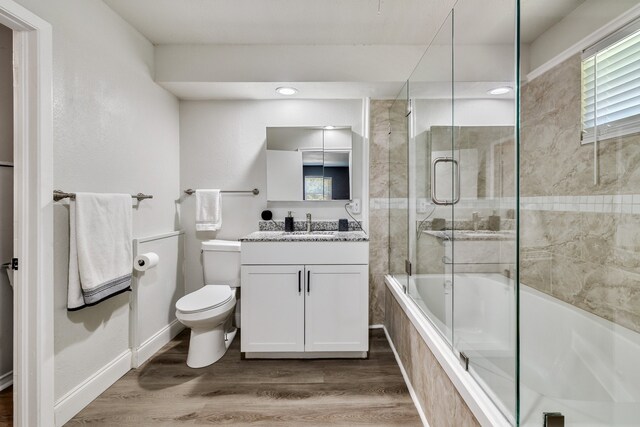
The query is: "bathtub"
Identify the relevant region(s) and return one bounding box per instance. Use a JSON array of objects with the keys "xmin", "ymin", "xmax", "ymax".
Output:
[{"xmin": 389, "ymin": 273, "xmax": 640, "ymax": 426}]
